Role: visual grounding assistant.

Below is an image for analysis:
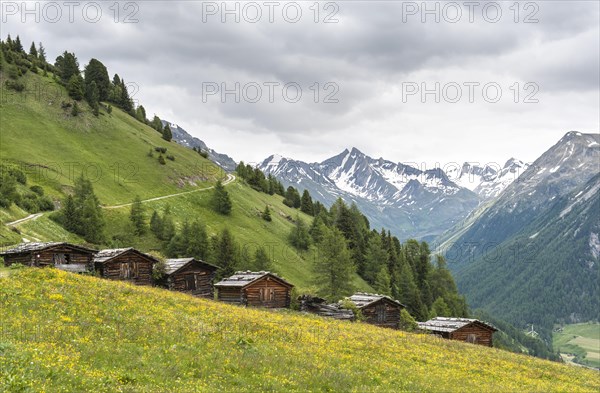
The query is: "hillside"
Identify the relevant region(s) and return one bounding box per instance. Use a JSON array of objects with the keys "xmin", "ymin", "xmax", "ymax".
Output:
[
  {"xmin": 0, "ymin": 65, "xmax": 372, "ymax": 292},
  {"xmin": 1, "ymin": 268, "xmax": 598, "ymax": 392},
  {"xmin": 445, "ymin": 133, "xmax": 600, "ymax": 339}
]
